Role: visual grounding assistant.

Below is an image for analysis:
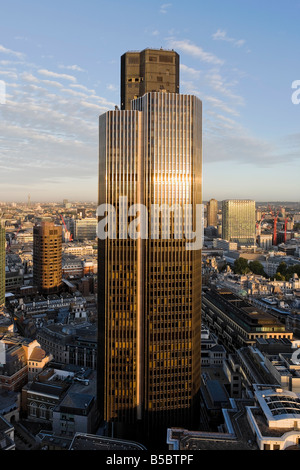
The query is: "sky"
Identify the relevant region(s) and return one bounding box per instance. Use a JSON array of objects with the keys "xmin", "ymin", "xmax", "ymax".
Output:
[{"xmin": 0, "ymin": 0, "xmax": 299, "ymax": 203}]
